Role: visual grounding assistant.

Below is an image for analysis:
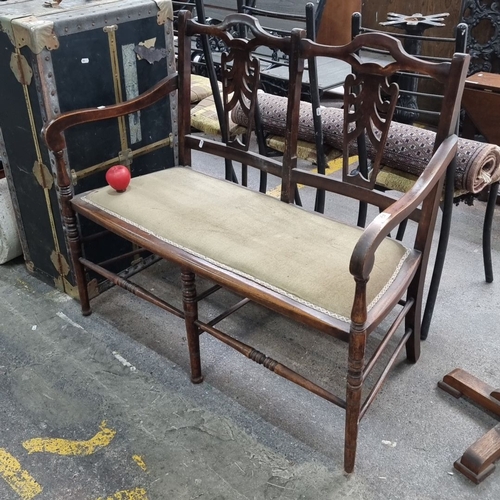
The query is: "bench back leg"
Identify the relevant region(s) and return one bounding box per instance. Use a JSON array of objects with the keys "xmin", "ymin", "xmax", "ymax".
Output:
[{"xmin": 181, "ymin": 269, "xmax": 203, "ymax": 384}]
